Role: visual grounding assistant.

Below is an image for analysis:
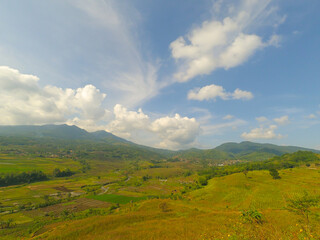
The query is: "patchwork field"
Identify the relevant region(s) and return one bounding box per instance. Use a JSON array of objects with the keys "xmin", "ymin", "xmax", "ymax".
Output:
[
  {"xmin": 0, "ymin": 154, "xmax": 81, "ymax": 174},
  {"xmin": 1, "ymin": 159, "xmax": 320, "ymax": 240}
]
